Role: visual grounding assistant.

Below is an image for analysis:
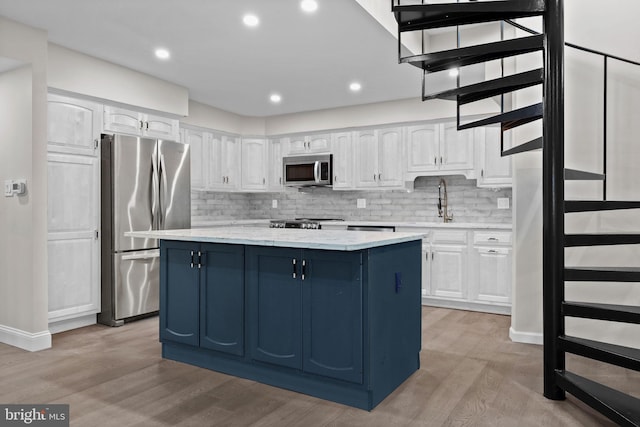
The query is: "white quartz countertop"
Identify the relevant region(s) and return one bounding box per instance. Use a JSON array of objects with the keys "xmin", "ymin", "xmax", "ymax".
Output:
[
  {"xmin": 126, "ymin": 227, "xmax": 425, "ymax": 251},
  {"xmin": 318, "ymin": 220, "xmax": 512, "ymax": 230}
]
